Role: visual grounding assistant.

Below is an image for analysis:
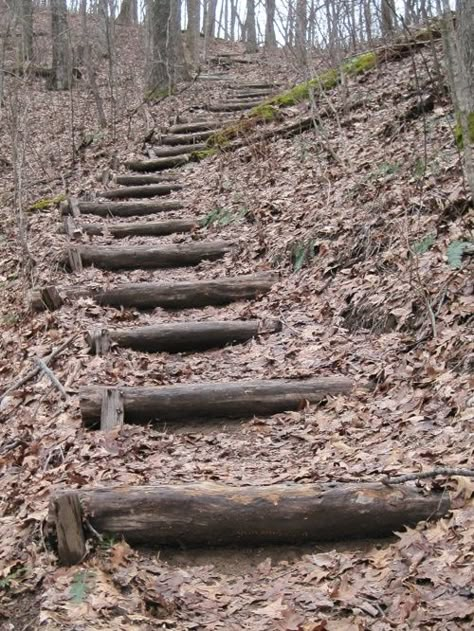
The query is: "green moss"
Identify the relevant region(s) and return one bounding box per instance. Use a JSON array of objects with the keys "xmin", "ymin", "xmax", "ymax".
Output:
[
  {"xmin": 454, "ymin": 112, "xmax": 474, "ymax": 149},
  {"xmin": 250, "ymin": 103, "xmax": 279, "ymax": 122},
  {"xmin": 28, "ymin": 194, "xmax": 66, "ymax": 212},
  {"xmin": 145, "ymin": 86, "xmax": 172, "ymax": 102},
  {"xmin": 343, "ymin": 51, "xmax": 377, "ymax": 75},
  {"xmin": 191, "ymin": 148, "xmax": 217, "ymax": 160}
]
